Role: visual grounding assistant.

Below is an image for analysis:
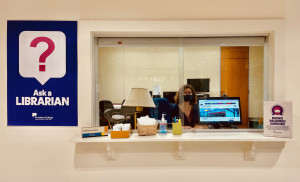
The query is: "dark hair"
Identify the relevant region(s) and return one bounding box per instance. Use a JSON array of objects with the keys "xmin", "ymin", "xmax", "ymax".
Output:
[{"xmin": 174, "ymin": 84, "xmax": 197, "ymax": 105}]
